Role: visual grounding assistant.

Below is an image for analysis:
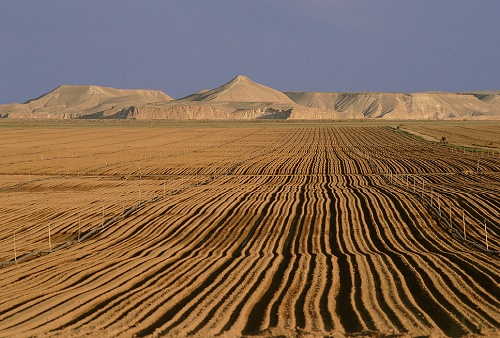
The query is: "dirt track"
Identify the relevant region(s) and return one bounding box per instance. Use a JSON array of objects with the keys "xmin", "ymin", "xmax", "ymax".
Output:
[{"xmin": 0, "ymin": 122, "xmax": 499, "ymax": 337}]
